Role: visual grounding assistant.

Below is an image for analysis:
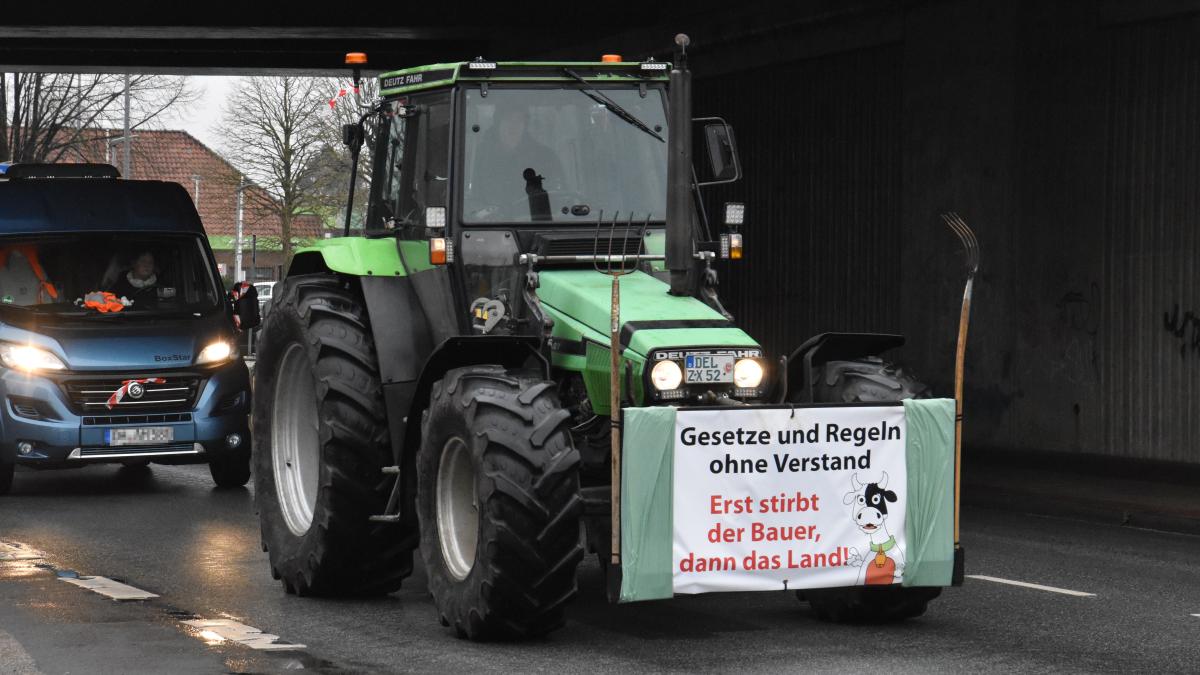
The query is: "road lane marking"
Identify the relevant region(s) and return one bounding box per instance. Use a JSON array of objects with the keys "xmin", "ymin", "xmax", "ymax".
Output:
[
  {"xmin": 181, "ymin": 619, "xmax": 306, "ymax": 651},
  {"xmin": 0, "ymin": 628, "xmax": 43, "ymax": 675},
  {"xmin": 967, "ymin": 574, "xmax": 1095, "ymax": 597},
  {"xmin": 6, "ymin": 541, "xmax": 309, "ymax": 656},
  {"xmin": 0, "ymin": 541, "xmax": 43, "ymax": 561},
  {"xmin": 60, "ymin": 576, "xmax": 159, "ymax": 601}
]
